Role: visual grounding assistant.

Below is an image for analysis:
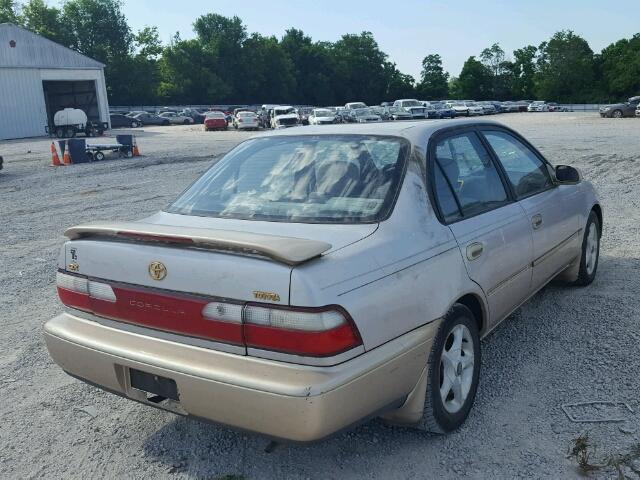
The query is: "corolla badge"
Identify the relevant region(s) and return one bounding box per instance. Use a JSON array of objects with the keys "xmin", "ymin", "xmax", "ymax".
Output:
[{"xmin": 148, "ymin": 261, "xmax": 167, "ymax": 281}]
